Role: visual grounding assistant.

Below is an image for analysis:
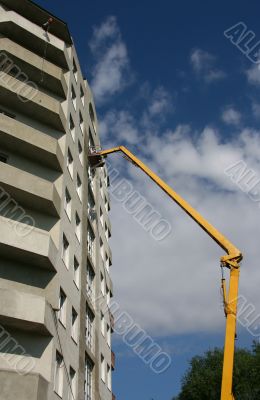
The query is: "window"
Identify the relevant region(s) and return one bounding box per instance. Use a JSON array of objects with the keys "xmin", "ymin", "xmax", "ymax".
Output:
[
  {"xmin": 58, "ymin": 289, "xmax": 67, "ymax": 327},
  {"xmin": 89, "ymin": 103, "xmax": 96, "ymax": 134},
  {"xmin": 80, "ymin": 85, "xmax": 85, "ymax": 106},
  {"xmin": 76, "ymin": 174, "xmax": 82, "ymax": 201},
  {"xmin": 86, "ymin": 306, "xmax": 94, "ymax": 350},
  {"xmin": 107, "ymin": 364, "xmax": 111, "ymax": 391},
  {"xmin": 87, "ymin": 226, "xmax": 95, "ymax": 261},
  {"xmin": 69, "ymin": 367, "xmax": 76, "ymax": 400},
  {"xmin": 62, "ymin": 234, "xmax": 70, "ymax": 269},
  {"xmin": 7, "ymin": 64, "xmax": 22, "ymax": 79},
  {"xmin": 107, "ymin": 324, "xmax": 111, "ymax": 348},
  {"xmin": 73, "ymin": 59, "xmax": 78, "ymax": 82},
  {"xmin": 99, "ymin": 238, "xmax": 104, "ymax": 262},
  {"xmin": 105, "ymin": 254, "xmax": 109, "ymax": 272},
  {"xmin": 88, "ymin": 128, "xmax": 95, "ymax": 148},
  {"xmin": 106, "ymin": 287, "xmax": 110, "ymax": 306},
  {"xmin": 101, "ymin": 312, "xmax": 105, "ymax": 337},
  {"xmin": 105, "ymin": 223, "xmax": 108, "ymax": 240},
  {"xmin": 75, "ymin": 212, "xmax": 81, "ymax": 242},
  {"xmin": 104, "ymin": 196, "xmax": 109, "ymax": 213},
  {"xmin": 88, "ymin": 167, "xmax": 95, "ymax": 192},
  {"xmin": 109, "ymin": 311, "xmax": 114, "ymax": 333},
  {"xmin": 64, "ymin": 188, "xmax": 72, "ymax": 220},
  {"xmin": 0, "ymin": 108, "xmax": 15, "ymax": 119},
  {"xmin": 100, "ymin": 207, "xmax": 104, "ymax": 227},
  {"xmin": 71, "ymin": 307, "xmax": 78, "ymax": 343},
  {"xmin": 54, "ymin": 351, "xmax": 64, "ymax": 397},
  {"xmin": 88, "ymin": 130, "xmax": 96, "ymax": 188},
  {"xmin": 79, "ymin": 111, "xmax": 84, "ymax": 134},
  {"xmin": 86, "ymin": 262, "xmax": 95, "ymax": 303},
  {"xmin": 71, "ymin": 85, "xmax": 76, "ymax": 109},
  {"xmin": 69, "ymin": 115, "xmax": 75, "ymax": 141},
  {"xmin": 78, "ymin": 140, "xmax": 83, "ymax": 165},
  {"xmin": 85, "ymin": 357, "xmax": 93, "ymax": 400},
  {"xmin": 88, "ymin": 190, "xmax": 96, "ymax": 222},
  {"xmin": 0, "ymin": 152, "xmax": 8, "ymax": 163},
  {"xmin": 101, "ymin": 354, "xmax": 106, "ymax": 382},
  {"xmin": 105, "ymin": 253, "xmax": 111, "ymax": 272},
  {"xmin": 67, "ymin": 148, "xmax": 74, "ymax": 178},
  {"xmin": 74, "ymin": 257, "xmax": 80, "ymax": 289},
  {"xmin": 107, "ymin": 175, "xmax": 110, "ymax": 188},
  {"xmin": 100, "ymin": 273, "xmax": 105, "ymax": 296}
]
